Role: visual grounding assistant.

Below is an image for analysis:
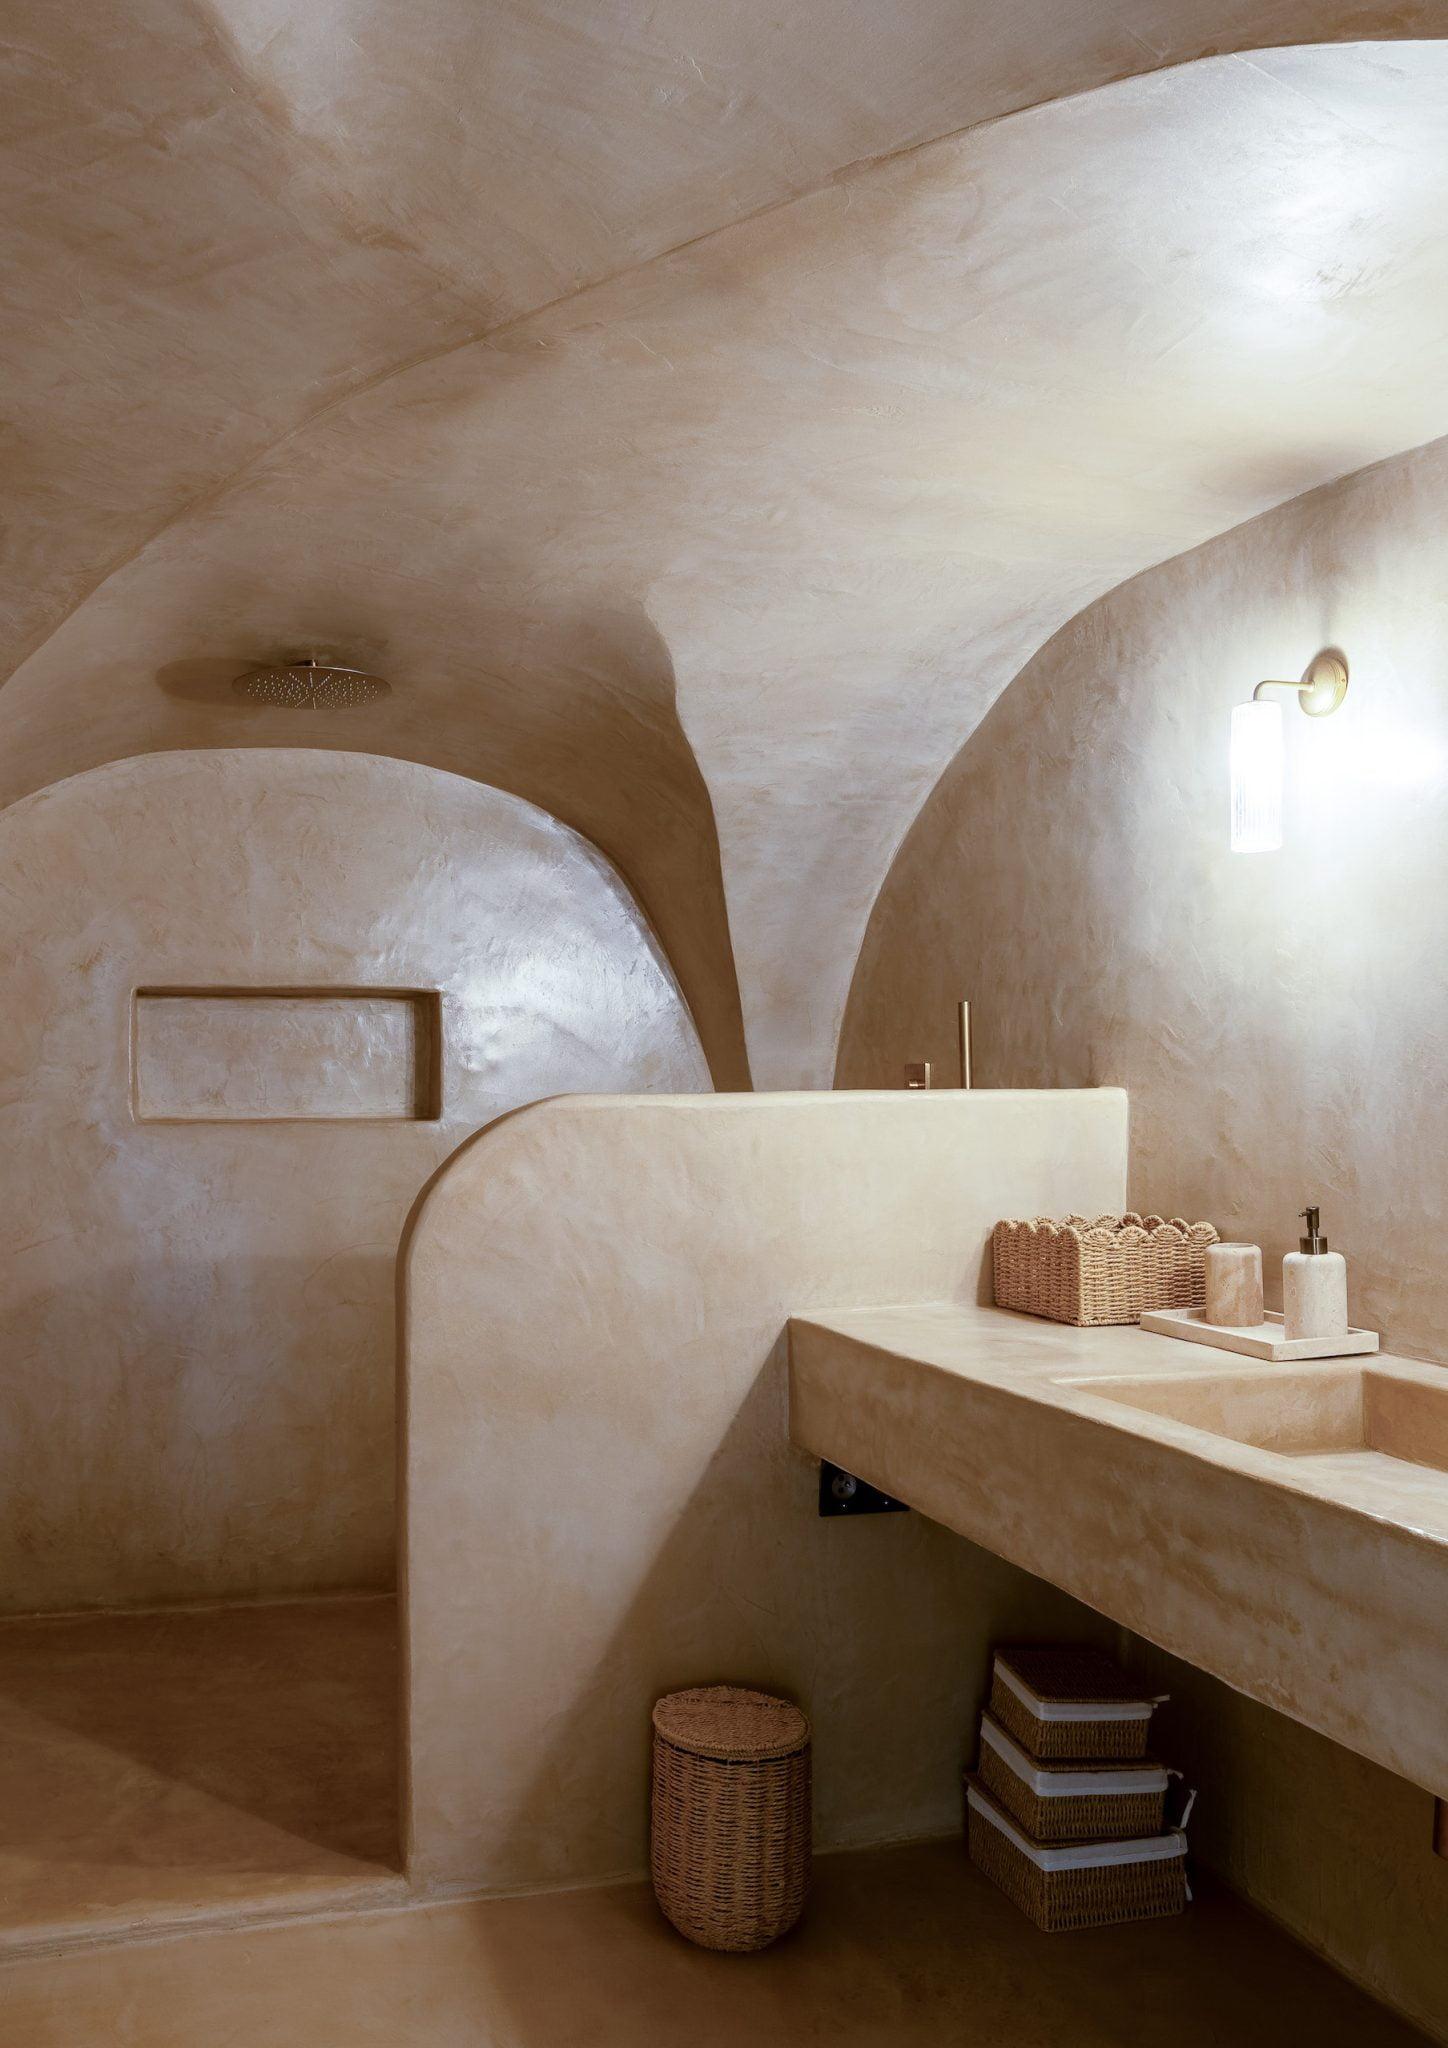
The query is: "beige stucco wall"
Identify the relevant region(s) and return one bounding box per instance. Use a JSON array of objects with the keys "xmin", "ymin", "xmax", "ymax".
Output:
[
  {"xmin": 12, "ymin": 47, "xmax": 1448, "ymax": 1096},
  {"xmin": 400, "ymin": 1087, "xmax": 1126, "ymax": 1895},
  {"xmin": 0, "ymin": 749, "xmax": 709, "ymax": 1616},
  {"xmin": 1131, "ymin": 1642, "xmax": 1448, "ymax": 2040},
  {"xmin": 838, "ymin": 435, "xmax": 1448, "ymax": 2036}
]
